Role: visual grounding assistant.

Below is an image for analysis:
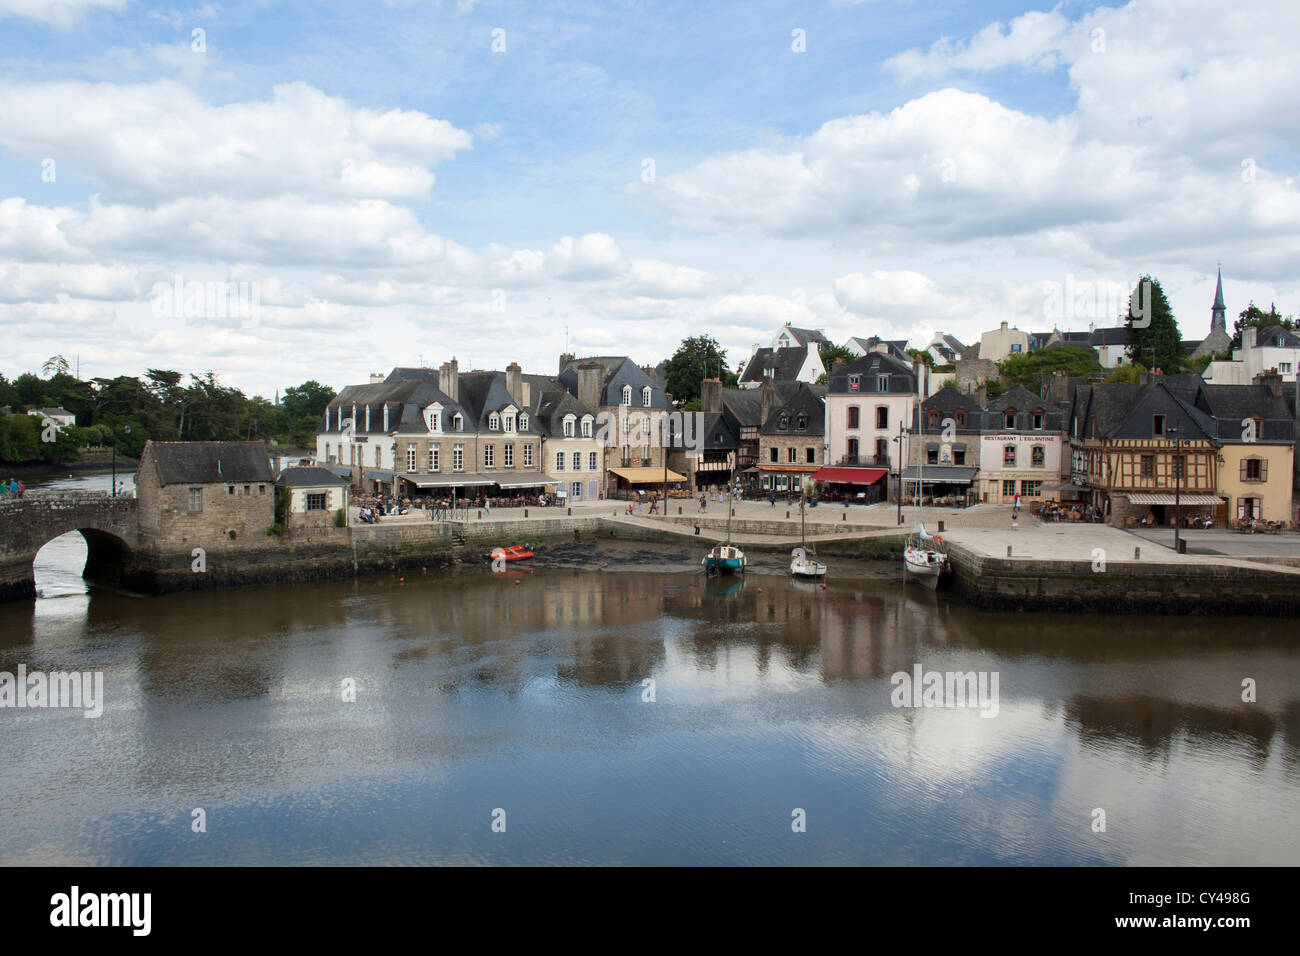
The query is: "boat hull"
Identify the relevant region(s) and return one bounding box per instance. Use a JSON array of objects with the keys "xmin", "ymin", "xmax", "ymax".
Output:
[
  {"xmin": 903, "ymin": 547, "xmax": 946, "ymax": 589},
  {"xmin": 704, "ymin": 557, "xmax": 745, "ymax": 575},
  {"xmin": 790, "ymin": 560, "xmax": 827, "ymax": 578}
]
